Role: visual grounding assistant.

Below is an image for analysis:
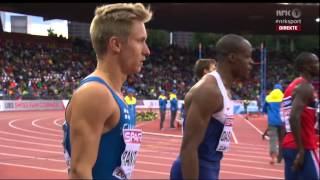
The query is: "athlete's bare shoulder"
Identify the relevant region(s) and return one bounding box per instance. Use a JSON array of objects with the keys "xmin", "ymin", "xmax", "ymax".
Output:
[
  {"xmin": 66, "ymin": 81, "xmax": 116, "ymax": 125},
  {"xmin": 185, "ymin": 74, "xmax": 223, "ymax": 114},
  {"xmin": 292, "ymin": 82, "xmax": 315, "ymax": 104}
]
